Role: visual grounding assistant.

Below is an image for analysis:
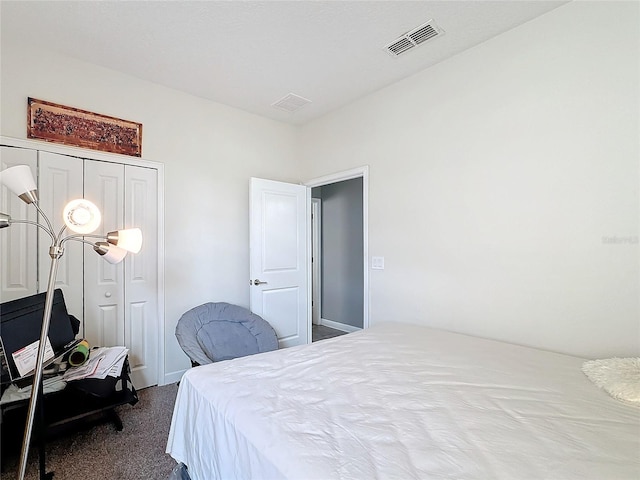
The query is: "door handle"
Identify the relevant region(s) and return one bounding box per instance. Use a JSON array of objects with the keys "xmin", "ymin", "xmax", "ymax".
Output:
[{"xmin": 253, "ymin": 279, "xmax": 268, "ymax": 286}]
